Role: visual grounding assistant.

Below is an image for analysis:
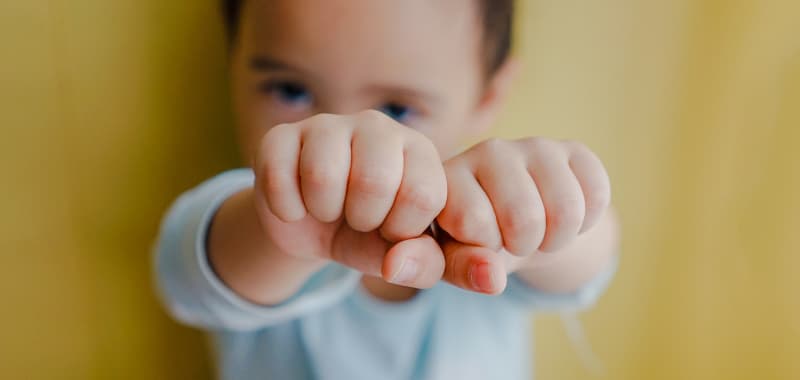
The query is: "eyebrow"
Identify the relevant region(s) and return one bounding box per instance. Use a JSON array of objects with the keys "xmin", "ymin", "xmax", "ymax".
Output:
[{"xmin": 250, "ymin": 55, "xmax": 295, "ymax": 72}]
